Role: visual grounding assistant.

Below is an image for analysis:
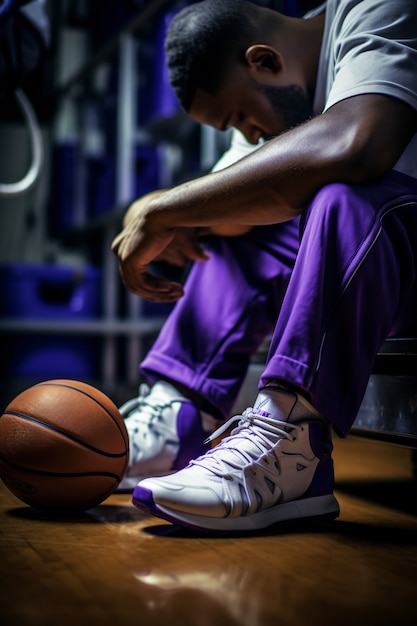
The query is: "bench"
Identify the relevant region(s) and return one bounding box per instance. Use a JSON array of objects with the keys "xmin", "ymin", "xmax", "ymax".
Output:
[{"xmin": 352, "ymin": 337, "xmax": 417, "ymax": 447}]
